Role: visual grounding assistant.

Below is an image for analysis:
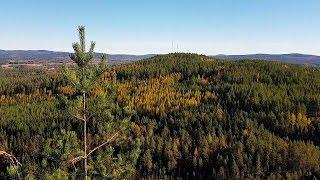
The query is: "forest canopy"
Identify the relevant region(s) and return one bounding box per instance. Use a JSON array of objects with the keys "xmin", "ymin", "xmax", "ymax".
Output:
[{"xmin": 0, "ymin": 53, "xmax": 320, "ymax": 179}]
